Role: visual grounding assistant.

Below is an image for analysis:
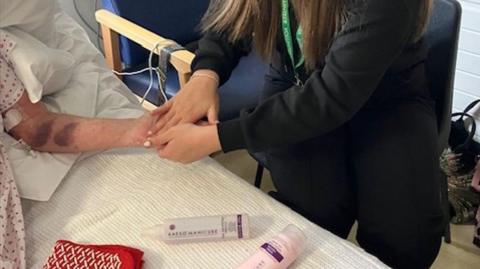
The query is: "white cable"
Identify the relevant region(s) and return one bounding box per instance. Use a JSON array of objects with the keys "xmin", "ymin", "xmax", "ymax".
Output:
[
  {"xmin": 113, "ymin": 66, "xmax": 159, "ymax": 104},
  {"xmin": 75, "ymin": 0, "xmax": 169, "ymax": 98},
  {"xmin": 113, "ymin": 67, "xmax": 157, "ymax": 76},
  {"xmin": 155, "ymin": 67, "xmax": 168, "ymax": 102},
  {"xmin": 143, "ymin": 42, "xmax": 160, "ymax": 104},
  {"xmin": 112, "ymin": 41, "xmax": 169, "ymax": 105}
]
